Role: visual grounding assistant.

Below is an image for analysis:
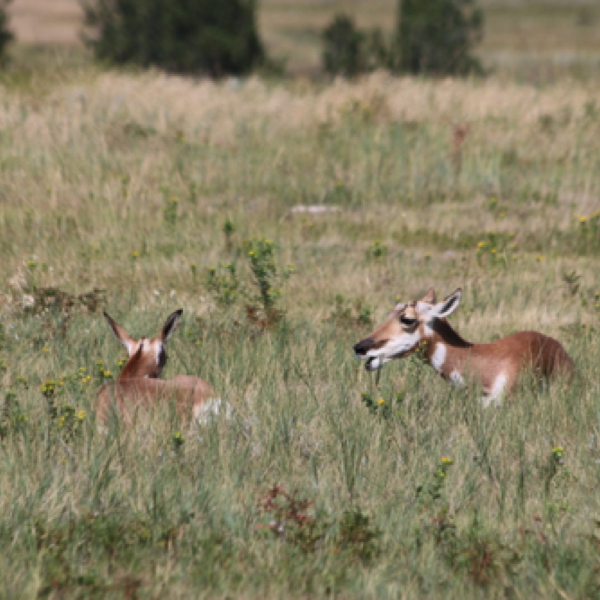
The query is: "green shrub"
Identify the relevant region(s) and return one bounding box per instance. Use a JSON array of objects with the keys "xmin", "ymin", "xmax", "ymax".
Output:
[
  {"xmin": 396, "ymin": 0, "xmax": 483, "ymax": 75},
  {"xmin": 82, "ymin": 0, "xmax": 264, "ymax": 76},
  {"xmin": 322, "ymin": 14, "xmax": 390, "ymax": 77},
  {"xmin": 322, "ymin": 1, "xmax": 483, "ymax": 77},
  {"xmin": 322, "ymin": 15, "xmax": 364, "ymax": 77},
  {"xmin": 204, "ymin": 237, "xmax": 294, "ymax": 327}
]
